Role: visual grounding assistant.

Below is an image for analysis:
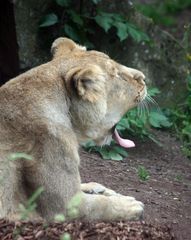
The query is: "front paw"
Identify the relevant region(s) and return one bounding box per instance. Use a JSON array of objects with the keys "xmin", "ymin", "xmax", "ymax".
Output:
[{"xmin": 109, "ymin": 195, "xmax": 144, "ymax": 221}]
